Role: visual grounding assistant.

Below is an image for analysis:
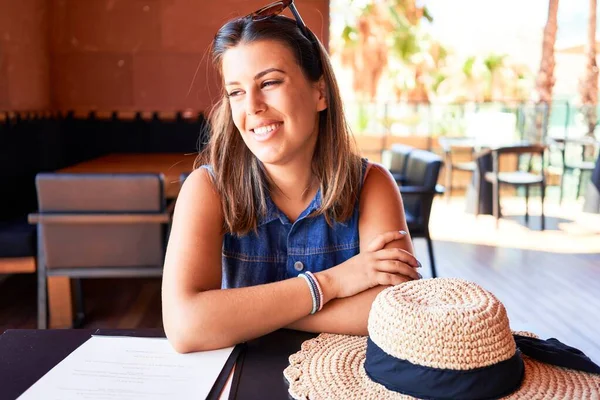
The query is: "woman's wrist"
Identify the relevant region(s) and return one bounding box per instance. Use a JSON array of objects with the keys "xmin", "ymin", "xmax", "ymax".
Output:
[{"xmin": 315, "ymin": 269, "xmax": 338, "ymax": 304}]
